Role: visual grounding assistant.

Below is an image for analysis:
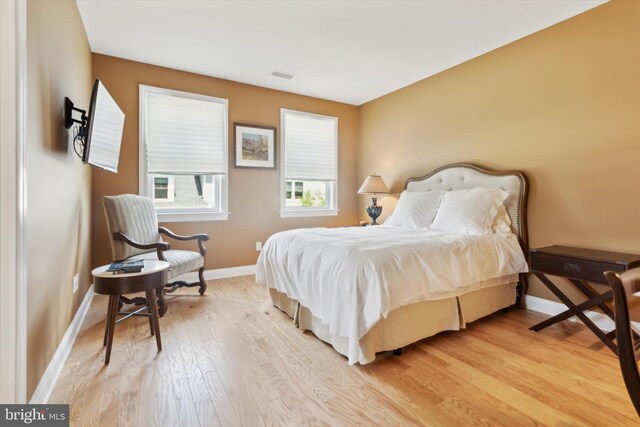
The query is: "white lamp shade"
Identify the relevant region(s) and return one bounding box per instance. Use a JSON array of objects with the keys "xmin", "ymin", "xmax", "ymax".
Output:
[{"xmin": 358, "ymin": 174, "xmax": 389, "ymax": 195}]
